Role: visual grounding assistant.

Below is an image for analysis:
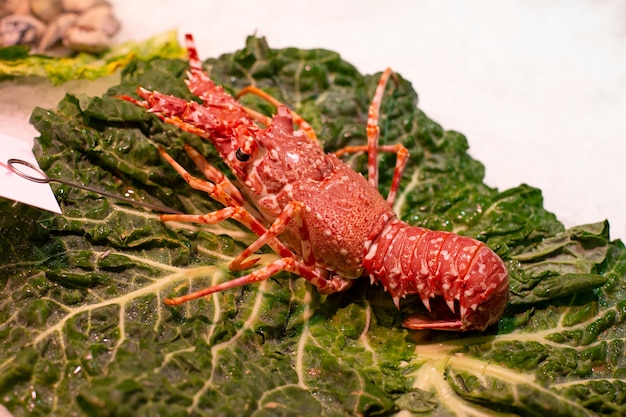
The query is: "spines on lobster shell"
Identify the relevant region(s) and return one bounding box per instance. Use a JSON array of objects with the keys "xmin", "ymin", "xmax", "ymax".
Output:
[{"xmin": 363, "ymin": 215, "xmax": 509, "ymax": 331}]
